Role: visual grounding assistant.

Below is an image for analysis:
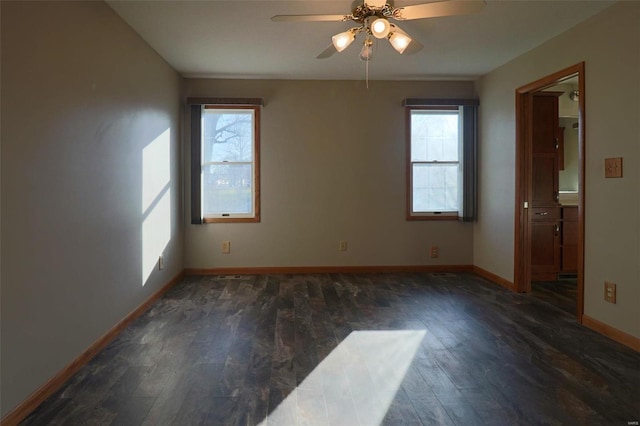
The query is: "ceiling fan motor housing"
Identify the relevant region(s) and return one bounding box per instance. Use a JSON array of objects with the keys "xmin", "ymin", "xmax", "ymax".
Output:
[{"xmin": 348, "ymin": 4, "xmax": 395, "ymax": 23}]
